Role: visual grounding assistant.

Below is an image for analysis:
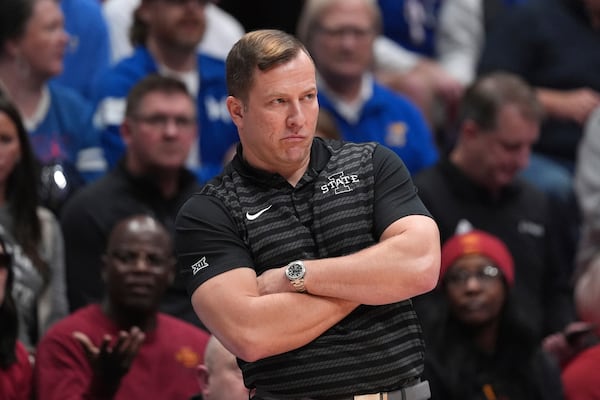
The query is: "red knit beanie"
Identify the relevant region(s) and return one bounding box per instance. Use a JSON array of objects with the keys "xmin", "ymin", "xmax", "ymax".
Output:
[{"xmin": 440, "ymin": 230, "xmax": 515, "ymax": 286}]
